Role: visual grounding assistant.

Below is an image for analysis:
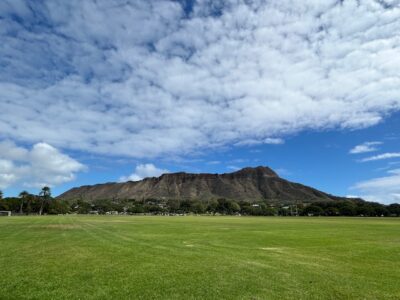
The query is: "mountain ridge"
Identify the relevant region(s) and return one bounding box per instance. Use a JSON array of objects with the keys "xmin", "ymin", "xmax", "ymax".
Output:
[{"xmin": 58, "ymin": 166, "xmax": 351, "ymax": 203}]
